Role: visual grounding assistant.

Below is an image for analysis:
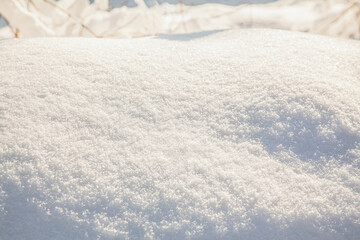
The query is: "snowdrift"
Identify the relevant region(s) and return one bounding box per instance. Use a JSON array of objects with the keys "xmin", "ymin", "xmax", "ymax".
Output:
[{"xmin": 0, "ymin": 29, "xmax": 360, "ymax": 239}]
